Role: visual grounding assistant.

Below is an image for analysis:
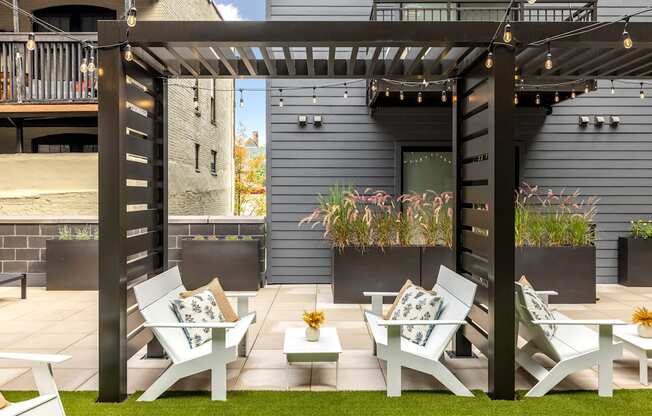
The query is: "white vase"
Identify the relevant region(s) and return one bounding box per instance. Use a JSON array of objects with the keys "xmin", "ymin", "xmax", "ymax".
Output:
[
  {"xmin": 305, "ymin": 326, "xmax": 320, "ymax": 342},
  {"xmin": 638, "ymin": 324, "xmax": 652, "ymax": 338}
]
